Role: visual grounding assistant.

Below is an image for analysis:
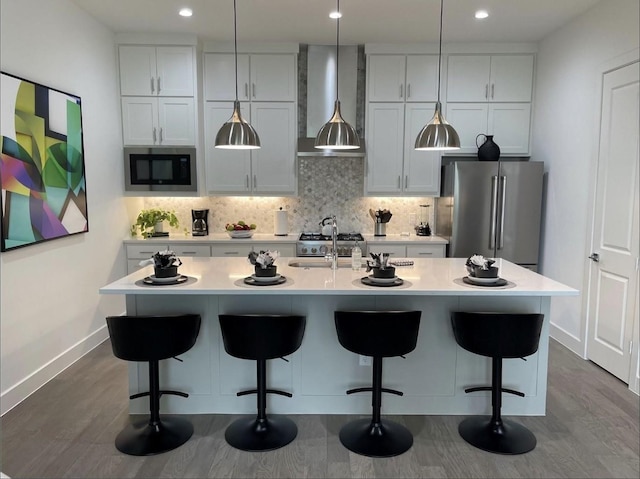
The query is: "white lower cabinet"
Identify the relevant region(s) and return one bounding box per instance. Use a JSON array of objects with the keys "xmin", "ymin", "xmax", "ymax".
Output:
[
  {"xmin": 366, "ymin": 243, "xmax": 446, "ymax": 258},
  {"xmin": 210, "ymin": 243, "xmax": 295, "ymax": 258},
  {"xmin": 406, "ymin": 244, "xmax": 446, "ymax": 258}
]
